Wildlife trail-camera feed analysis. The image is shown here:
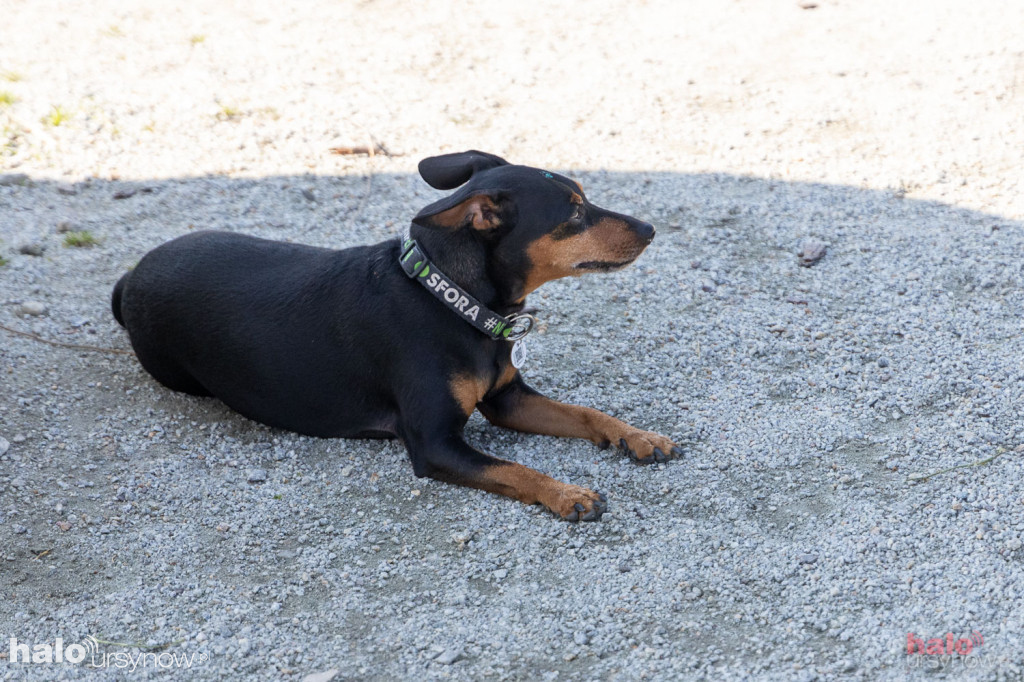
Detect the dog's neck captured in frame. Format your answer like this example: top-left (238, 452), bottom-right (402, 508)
top-left (409, 225), bottom-right (524, 315)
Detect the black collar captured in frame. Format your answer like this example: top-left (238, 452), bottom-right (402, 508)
top-left (398, 233), bottom-right (534, 341)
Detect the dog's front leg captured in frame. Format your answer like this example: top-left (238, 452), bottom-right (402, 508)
top-left (479, 376), bottom-right (682, 464)
top-left (401, 422), bottom-right (607, 521)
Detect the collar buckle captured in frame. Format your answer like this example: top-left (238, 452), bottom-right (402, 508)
top-left (503, 313), bottom-right (536, 341)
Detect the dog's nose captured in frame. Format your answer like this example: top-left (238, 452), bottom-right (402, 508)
top-left (633, 221), bottom-right (655, 243)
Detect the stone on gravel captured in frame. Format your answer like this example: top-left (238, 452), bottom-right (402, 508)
top-left (797, 238), bottom-right (828, 266)
top-left (18, 301), bottom-right (47, 316)
top-left (435, 647), bottom-right (462, 665)
top-left (246, 469), bottom-right (268, 483)
top-left (18, 243), bottom-right (45, 256)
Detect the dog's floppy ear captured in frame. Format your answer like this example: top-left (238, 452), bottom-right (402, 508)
top-left (412, 190), bottom-right (505, 231)
top-left (418, 150), bottom-right (509, 190)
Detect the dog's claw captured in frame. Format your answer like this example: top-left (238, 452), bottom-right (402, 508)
top-left (582, 493), bottom-right (608, 521)
top-left (671, 446), bottom-right (684, 457)
top-left (653, 447), bottom-right (666, 463)
top-left (619, 438), bottom-right (628, 451)
top-left (561, 493), bottom-right (607, 522)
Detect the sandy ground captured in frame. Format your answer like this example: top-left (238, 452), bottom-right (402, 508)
top-left (2, 1), bottom-right (1024, 680)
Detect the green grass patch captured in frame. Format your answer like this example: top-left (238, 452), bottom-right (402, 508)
top-left (217, 104), bottom-right (242, 120)
top-left (63, 231), bottom-right (99, 248)
top-left (43, 106), bottom-right (70, 126)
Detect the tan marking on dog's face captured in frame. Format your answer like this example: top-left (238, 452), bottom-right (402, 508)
top-left (523, 217), bottom-right (649, 294)
top-left (449, 373), bottom-right (490, 416)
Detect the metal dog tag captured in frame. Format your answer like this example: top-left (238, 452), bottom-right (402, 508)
top-left (511, 339), bottom-right (528, 368)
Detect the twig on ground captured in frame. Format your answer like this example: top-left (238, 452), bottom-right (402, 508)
top-left (328, 141), bottom-right (400, 157)
top-left (907, 448), bottom-right (1014, 483)
top-left (0, 322), bottom-right (131, 355)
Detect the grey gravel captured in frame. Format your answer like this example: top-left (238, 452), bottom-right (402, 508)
top-left (0, 173), bottom-right (29, 186)
top-left (301, 670), bottom-right (339, 682)
top-left (2, 2), bottom-right (1024, 681)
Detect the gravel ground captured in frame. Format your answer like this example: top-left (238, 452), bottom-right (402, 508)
top-left (2, 1), bottom-right (1024, 680)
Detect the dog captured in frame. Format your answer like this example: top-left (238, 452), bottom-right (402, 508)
top-left (111, 150), bottom-right (680, 521)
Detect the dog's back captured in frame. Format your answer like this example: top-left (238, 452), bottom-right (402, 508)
top-left (114, 230), bottom-right (411, 435)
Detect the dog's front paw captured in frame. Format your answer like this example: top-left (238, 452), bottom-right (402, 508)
top-left (608, 429), bottom-right (682, 465)
top-left (544, 485), bottom-right (608, 522)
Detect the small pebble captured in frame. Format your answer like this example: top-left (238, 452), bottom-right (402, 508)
top-left (246, 469), bottom-right (268, 483)
top-left (18, 243), bottom-right (45, 256)
top-left (18, 301), bottom-right (48, 316)
top-left (435, 647), bottom-right (462, 665)
top-left (797, 239), bottom-right (827, 267)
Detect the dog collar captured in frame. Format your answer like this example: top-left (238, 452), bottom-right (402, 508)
top-left (399, 233), bottom-right (535, 341)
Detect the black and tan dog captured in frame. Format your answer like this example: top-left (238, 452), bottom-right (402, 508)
top-left (111, 151), bottom-right (680, 521)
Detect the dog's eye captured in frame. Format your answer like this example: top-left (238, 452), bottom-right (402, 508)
top-left (571, 205), bottom-right (584, 222)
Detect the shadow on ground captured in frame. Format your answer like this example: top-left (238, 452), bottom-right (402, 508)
top-left (1, 170), bottom-right (1021, 680)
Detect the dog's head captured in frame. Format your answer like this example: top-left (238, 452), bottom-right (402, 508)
top-left (412, 150), bottom-right (655, 298)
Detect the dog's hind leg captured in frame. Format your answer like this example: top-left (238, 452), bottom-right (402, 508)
top-left (130, 348), bottom-right (212, 397)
